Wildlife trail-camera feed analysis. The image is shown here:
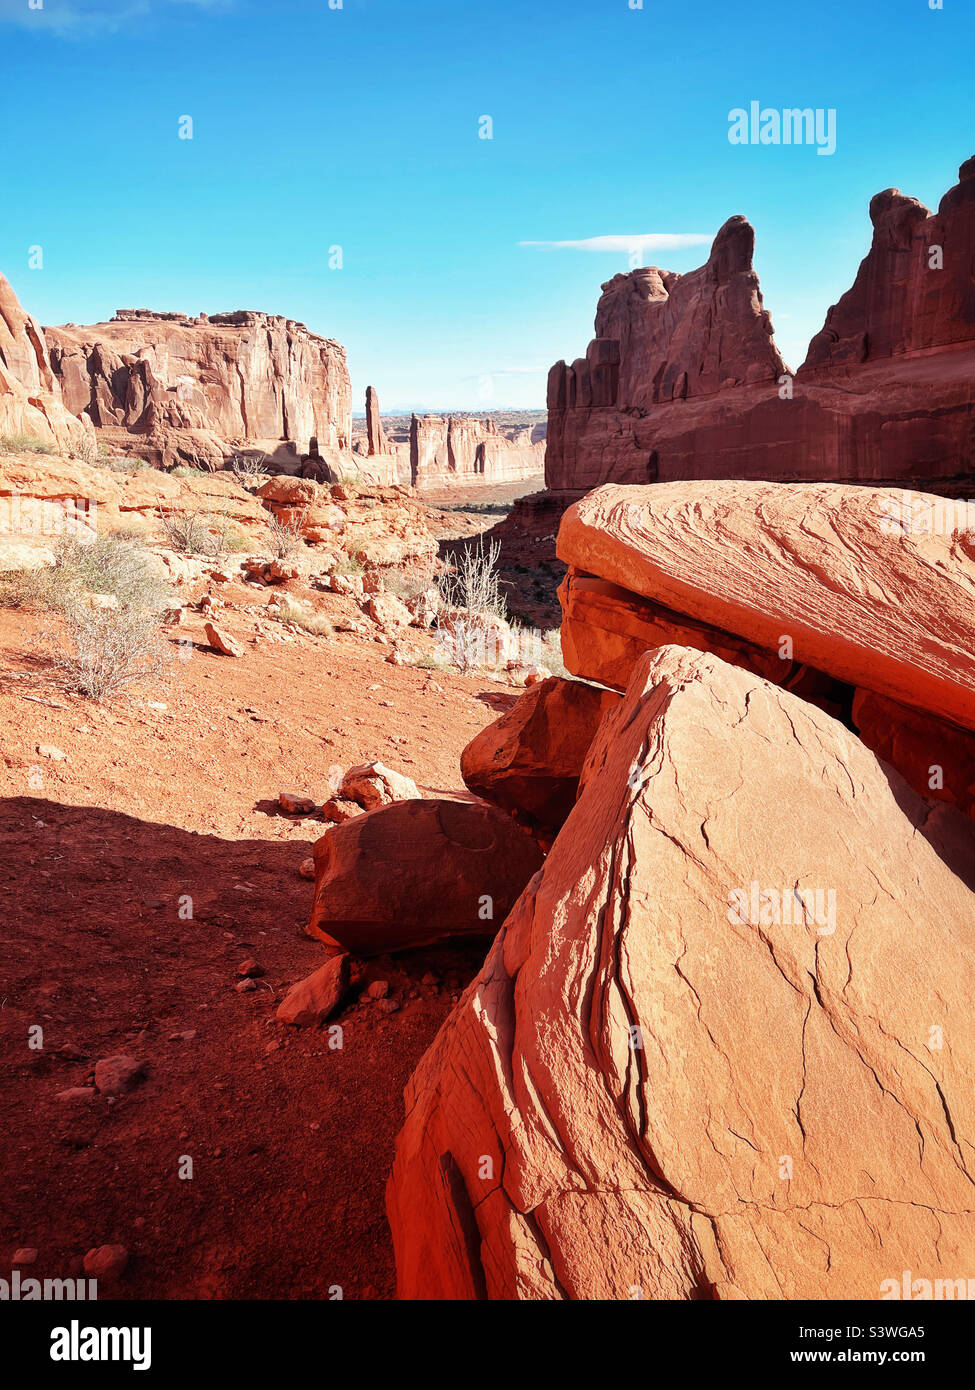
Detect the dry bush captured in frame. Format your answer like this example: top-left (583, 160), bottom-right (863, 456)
top-left (229, 452), bottom-right (267, 488)
top-left (540, 627), bottom-right (568, 678)
top-left (70, 432), bottom-right (98, 465)
top-left (0, 433), bottom-right (56, 456)
top-left (0, 535), bottom-right (170, 615)
top-left (437, 536), bottom-right (506, 619)
top-left (160, 509), bottom-right (247, 556)
top-left (37, 605), bottom-right (173, 702)
top-left (266, 508), bottom-right (306, 558)
top-left (274, 596), bottom-right (331, 636)
top-left (384, 557), bottom-right (438, 603)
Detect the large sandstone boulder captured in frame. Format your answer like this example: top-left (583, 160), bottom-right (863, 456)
top-left (460, 676), bottom-right (621, 838)
top-left (387, 646), bottom-right (975, 1300)
top-left (308, 799), bottom-right (544, 955)
top-left (558, 481), bottom-right (975, 731)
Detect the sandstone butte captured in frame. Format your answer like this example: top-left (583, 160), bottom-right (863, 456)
top-left (557, 480), bottom-right (975, 734)
top-left (543, 157), bottom-right (975, 497)
top-left (387, 646), bottom-right (975, 1300)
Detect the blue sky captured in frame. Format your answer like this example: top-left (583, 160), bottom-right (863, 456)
top-left (1, 0), bottom-right (972, 411)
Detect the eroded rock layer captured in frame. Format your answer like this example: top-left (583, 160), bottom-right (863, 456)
top-left (557, 481), bottom-right (975, 732)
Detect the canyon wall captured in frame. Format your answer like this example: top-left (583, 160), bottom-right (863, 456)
top-left (409, 413), bottom-right (544, 488)
top-left (45, 307), bottom-right (352, 471)
top-left (545, 158), bottom-right (975, 496)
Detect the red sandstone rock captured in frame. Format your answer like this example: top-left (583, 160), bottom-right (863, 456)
top-left (852, 689), bottom-right (975, 820)
top-left (0, 274), bottom-right (95, 456)
top-left (460, 676), bottom-right (621, 837)
top-left (45, 306), bottom-right (351, 469)
top-left (557, 481), bottom-right (975, 731)
top-left (365, 385), bottom-right (388, 457)
top-left (387, 646), bottom-right (975, 1299)
top-left (803, 159), bottom-right (975, 368)
top-left (558, 569), bottom-right (847, 718)
top-left (276, 954), bottom-right (350, 1027)
top-left (204, 622), bottom-right (244, 658)
top-left (410, 413), bottom-right (544, 489)
top-left (308, 798), bottom-right (544, 955)
top-left (544, 160), bottom-right (975, 497)
top-left (339, 761), bottom-right (419, 810)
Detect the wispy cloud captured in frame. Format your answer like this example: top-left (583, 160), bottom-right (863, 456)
top-left (519, 233), bottom-right (713, 254)
top-left (0, 0), bottom-right (231, 37)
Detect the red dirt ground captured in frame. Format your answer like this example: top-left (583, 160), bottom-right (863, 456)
top-left (0, 594), bottom-right (519, 1300)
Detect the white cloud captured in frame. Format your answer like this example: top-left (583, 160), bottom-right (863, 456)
top-left (0, 0), bottom-right (231, 37)
top-left (519, 233), bottom-right (713, 254)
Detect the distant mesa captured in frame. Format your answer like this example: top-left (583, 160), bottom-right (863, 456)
top-left (0, 278), bottom-right (544, 489)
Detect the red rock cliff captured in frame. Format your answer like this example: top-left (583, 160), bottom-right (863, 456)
top-left (45, 307), bottom-right (352, 469)
top-left (545, 159), bottom-right (975, 497)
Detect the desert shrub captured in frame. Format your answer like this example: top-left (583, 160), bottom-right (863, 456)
top-left (161, 509), bottom-right (242, 556)
top-left (273, 596), bottom-right (331, 636)
top-left (266, 508), bottom-right (306, 558)
top-left (0, 535), bottom-right (169, 615)
top-left (0, 433), bottom-right (56, 456)
top-left (229, 452), bottom-right (267, 488)
top-left (37, 605), bottom-right (172, 701)
top-left (540, 627), bottom-right (568, 678)
top-left (412, 648), bottom-right (451, 671)
top-left (384, 558), bottom-right (438, 602)
top-left (70, 432), bottom-right (98, 465)
top-left (332, 553), bottom-right (364, 576)
top-left (437, 536), bottom-right (506, 619)
top-left (95, 452), bottom-right (151, 473)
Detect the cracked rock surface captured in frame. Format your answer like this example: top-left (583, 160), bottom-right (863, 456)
top-left (387, 646), bottom-right (975, 1299)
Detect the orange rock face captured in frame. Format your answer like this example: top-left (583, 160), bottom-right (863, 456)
top-left (308, 798), bottom-right (544, 956)
top-left (387, 647), bottom-right (975, 1299)
top-left (0, 274), bottom-right (95, 457)
top-left (460, 676), bottom-right (621, 838)
top-left (557, 481), bottom-right (975, 731)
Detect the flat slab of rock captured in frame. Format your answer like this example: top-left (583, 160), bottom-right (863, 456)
top-left (460, 676), bottom-right (621, 838)
top-left (557, 481), bottom-right (975, 730)
top-left (309, 798), bottom-right (544, 955)
top-left (388, 645), bottom-right (975, 1299)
